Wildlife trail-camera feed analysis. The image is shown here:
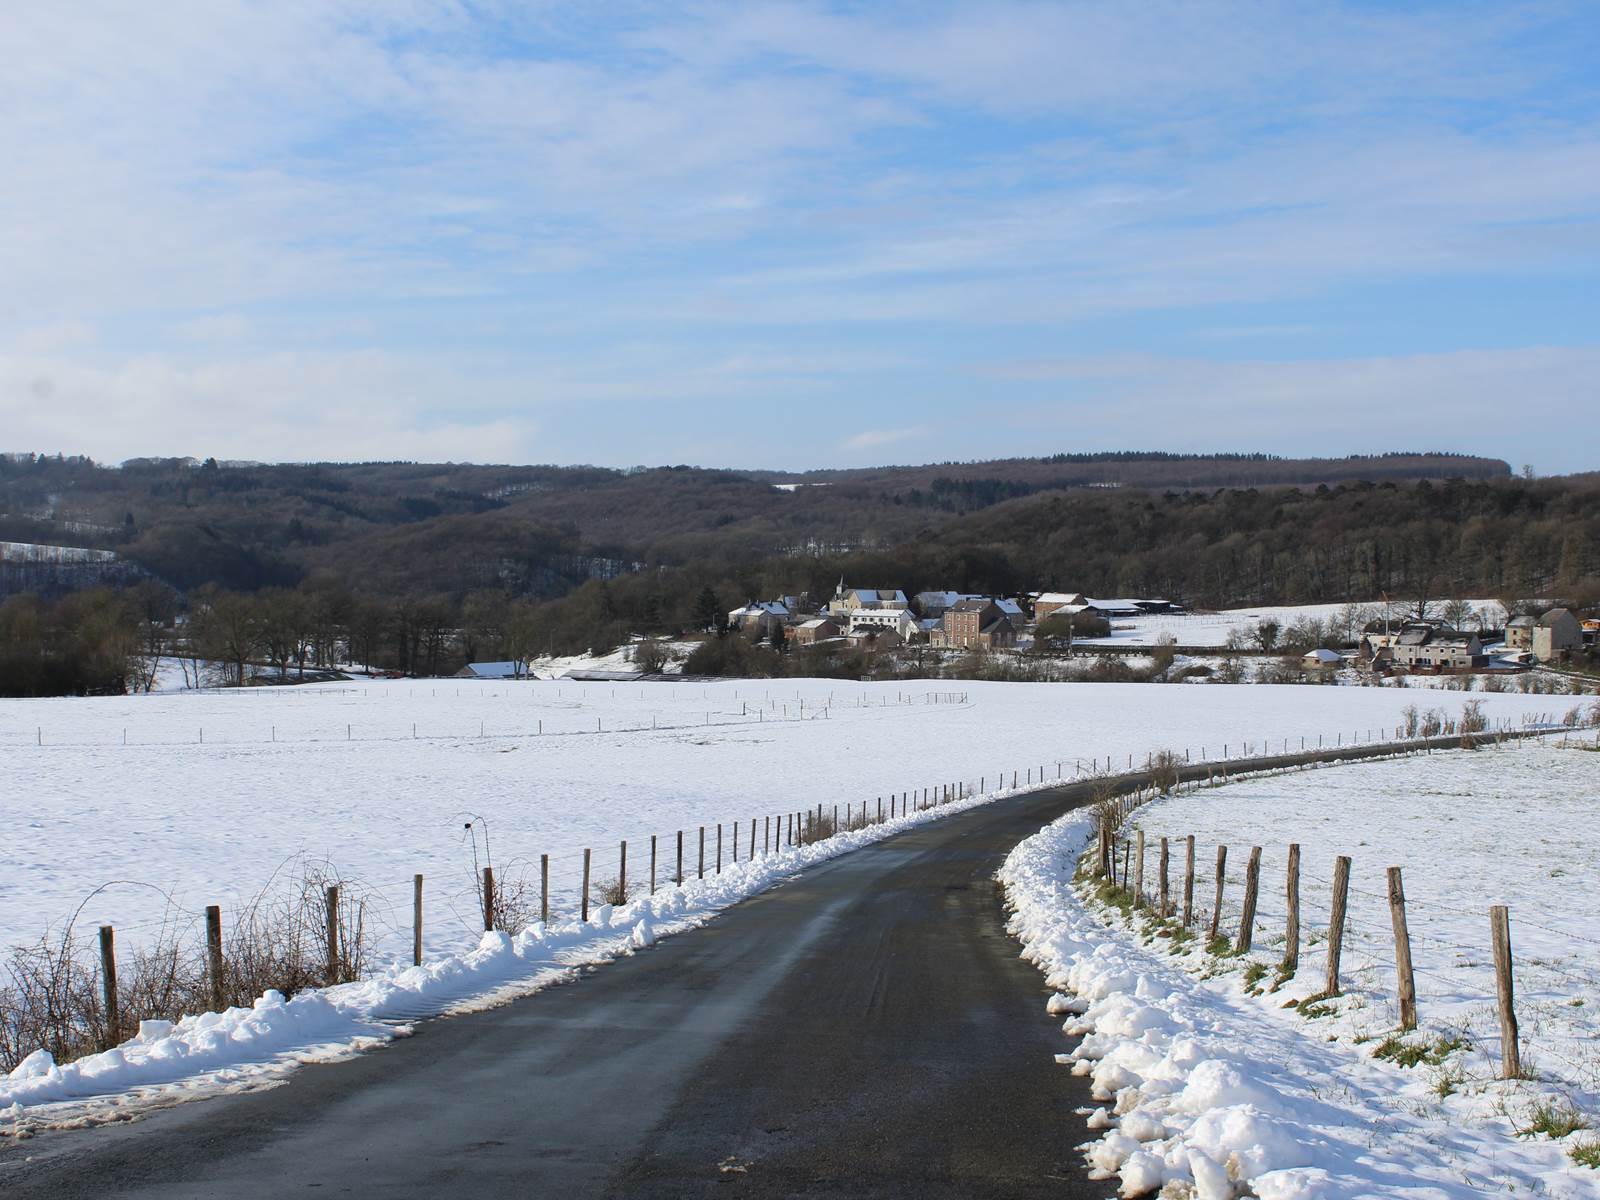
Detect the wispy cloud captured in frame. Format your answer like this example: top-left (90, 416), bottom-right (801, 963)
top-left (840, 427), bottom-right (930, 453)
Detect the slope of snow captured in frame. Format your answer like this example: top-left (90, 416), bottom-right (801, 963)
top-left (1000, 736), bottom-right (1600, 1198)
top-left (1077, 600), bottom-right (1509, 648)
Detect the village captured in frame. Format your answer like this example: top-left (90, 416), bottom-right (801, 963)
top-left (699, 582), bottom-right (1600, 680)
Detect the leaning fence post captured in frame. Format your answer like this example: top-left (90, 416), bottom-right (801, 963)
top-left (1236, 846), bottom-right (1262, 953)
top-left (1326, 855), bottom-right (1352, 996)
top-left (206, 904), bottom-right (226, 1010)
top-left (1387, 866), bottom-right (1418, 1030)
top-left (99, 925), bottom-right (119, 1049)
top-left (1209, 846), bottom-right (1227, 940)
top-left (412, 875), bottom-right (424, 965)
top-left (1183, 835), bottom-right (1195, 926)
top-left (1490, 905), bottom-right (1521, 1079)
top-left (325, 885), bottom-right (340, 985)
top-left (483, 866), bottom-right (496, 932)
top-left (1282, 845), bottom-right (1300, 973)
top-left (1159, 837), bottom-right (1170, 918)
top-left (581, 849), bottom-right (592, 921)
top-left (1134, 829), bottom-right (1146, 907)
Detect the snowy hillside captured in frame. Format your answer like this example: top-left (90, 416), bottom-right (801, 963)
top-left (1077, 599), bottom-right (1510, 648)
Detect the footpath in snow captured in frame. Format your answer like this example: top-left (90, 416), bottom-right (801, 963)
top-left (1000, 732), bottom-right (1600, 1199)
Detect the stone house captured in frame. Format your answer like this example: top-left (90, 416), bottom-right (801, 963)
top-left (788, 617), bottom-right (840, 646)
top-left (1532, 608), bottom-right (1582, 662)
top-left (941, 600), bottom-right (1016, 650)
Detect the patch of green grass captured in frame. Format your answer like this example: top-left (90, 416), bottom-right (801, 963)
top-left (1297, 1001), bottom-right (1336, 1021)
top-left (1206, 934), bottom-right (1241, 958)
top-left (1519, 1101), bottom-right (1591, 1141)
top-left (1167, 925), bottom-right (1195, 951)
top-left (1431, 1064), bottom-right (1467, 1099)
top-left (1374, 1034), bottom-right (1464, 1069)
top-left (1571, 1138), bottom-right (1600, 1168)
top-left (1242, 962), bottom-right (1269, 992)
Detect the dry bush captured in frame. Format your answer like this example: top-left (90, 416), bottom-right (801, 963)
top-left (0, 860), bottom-right (371, 1074)
top-left (798, 812), bottom-right (838, 846)
top-left (595, 877), bottom-right (630, 907)
top-left (1150, 750), bottom-right (1183, 795)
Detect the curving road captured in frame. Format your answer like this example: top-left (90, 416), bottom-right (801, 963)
top-left (2, 780), bottom-right (1109, 1199)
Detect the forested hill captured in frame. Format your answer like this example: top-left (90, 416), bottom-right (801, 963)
top-left (0, 450), bottom-right (1508, 598)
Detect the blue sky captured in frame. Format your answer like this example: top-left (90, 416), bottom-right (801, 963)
top-left (2, 1), bottom-right (1597, 472)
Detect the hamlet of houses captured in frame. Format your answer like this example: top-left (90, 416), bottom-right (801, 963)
top-left (722, 583), bottom-right (1594, 675)
top-left (724, 583), bottom-right (1185, 654)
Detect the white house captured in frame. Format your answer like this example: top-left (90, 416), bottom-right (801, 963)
top-left (846, 607), bottom-right (920, 640)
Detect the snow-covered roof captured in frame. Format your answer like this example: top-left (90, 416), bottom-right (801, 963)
top-left (729, 600), bottom-right (790, 619)
top-left (1302, 648), bottom-right (1343, 664)
top-left (463, 661), bottom-right (521, 678)
top-left (797, 617), bottom-right (837, 630)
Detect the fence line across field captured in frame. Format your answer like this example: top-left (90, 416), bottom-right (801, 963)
top-left (1099, 735), bottom-right (1599, 1085)
top-left (28, 719), bottom-right (1576, 1073)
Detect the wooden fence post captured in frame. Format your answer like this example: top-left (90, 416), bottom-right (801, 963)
top-left (1120, 839), bottom-right (1130, 891)
top-left (717, 823), bottom-right (723, 874)
top-left (1490, 905), bottom-right (1521, 1079)
top-left (206, 904), bottom-right (225, 1010)
top-left (409, 875), bottom-right (423, 965)
top-left (650, 836), bottom-right (658, 895)
top-left (619, 839), bottom-right (628, 900)
top-left (1159, 837), bottom-right (1170, 918)
top-left (1134, 830), bottom-right (1145, 907)
top-left (98, 925), bottom-right (119, 1049)
top-left (1209, 846), bottom-right (1227, 940)
top-left (677, 831), bottom-right (684, 885)
top-left (541, 854), bottom-right (549, 923)
top-left (1326, 855), bottom-right (1351, 996)
top-left (1236, 847), bottom-right (1262, 953)
top-left (325, 885), bottom-right (340, 985)
top-left (1283, 845), bottom-right (1300, 973)
top-left (581, 848), bottom-right (592, 921)
top-left (1387, 866), bottom-right (1417, 1030)
top-left (1183, 836), bottom-right (1195, 926)
top-left (482, 866), bottom-right (496, 932)
top-left (699, 827), bottom-right (706, 878)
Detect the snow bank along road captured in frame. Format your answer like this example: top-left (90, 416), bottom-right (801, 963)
top-left (2, 774), bottom-right (1126, 1199)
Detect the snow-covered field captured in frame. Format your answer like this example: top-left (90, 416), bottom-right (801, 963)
top-left (1079, 600), bottom-right (1508, 648)
top-left (0, 679), bottom-right (1563, 968)
top-left (1003, 734), bottom-right (1600, 1198)
top-left (0, 679), bottom-right (1572, 1132)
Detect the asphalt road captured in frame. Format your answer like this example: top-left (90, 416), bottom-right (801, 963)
top-left (2, 780), bottom-right (1110, 1200)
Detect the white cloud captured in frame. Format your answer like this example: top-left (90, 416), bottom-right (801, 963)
top-left (840, 426), bottom-right (930, 453)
